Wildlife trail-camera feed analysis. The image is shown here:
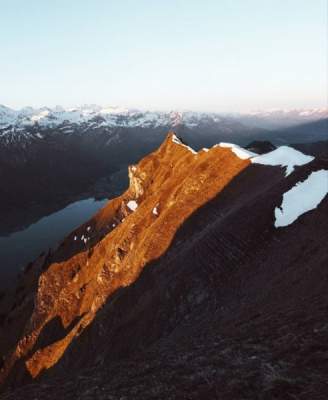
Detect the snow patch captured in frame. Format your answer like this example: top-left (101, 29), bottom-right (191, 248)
top-left (218, 143), bottom-right (257, 160)
top-left (153, 206), bottom-right (159, 216)
top-left (251, 146), bottom-right (314, 176)
top-left (127, 200), bottom-right (138, 211)
top-left (274, 170), bottom-right (328, 227)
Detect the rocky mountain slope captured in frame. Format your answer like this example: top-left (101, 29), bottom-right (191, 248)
top-left (0, 132), bottom-right (328, 399)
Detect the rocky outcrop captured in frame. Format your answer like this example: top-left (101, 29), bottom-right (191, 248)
top-left (0, 132), bottom-right (327, 399)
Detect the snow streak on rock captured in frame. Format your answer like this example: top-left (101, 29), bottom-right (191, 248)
top-left (217, 143), bottom-right (257, 160)
top-left (171, 134), bottom-right (197, 154)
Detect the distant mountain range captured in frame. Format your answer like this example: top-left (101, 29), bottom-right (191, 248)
top-left (0, 104), bottom-right (327, 138)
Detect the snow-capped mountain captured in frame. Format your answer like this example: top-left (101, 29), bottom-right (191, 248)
top-left (0, 105), bottom-right (214, 131)
top-left (0, 104), bottom-right (326, 132)
top-left (237, 108), bottom-right (328, 129)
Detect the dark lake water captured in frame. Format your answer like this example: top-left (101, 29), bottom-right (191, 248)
top-left (0, 198), bottom-right (107, 290)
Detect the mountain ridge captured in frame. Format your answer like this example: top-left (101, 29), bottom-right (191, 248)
top-left (0, 133), bottom-right (251, 385)
top-left (0, 133), bottom-right (327, 399)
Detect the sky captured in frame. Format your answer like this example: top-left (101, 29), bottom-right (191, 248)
top-left (0, 0), bottom-right (326, 112)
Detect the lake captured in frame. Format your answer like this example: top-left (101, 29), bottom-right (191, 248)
top-left (0, 197), bottom-right (108, 290)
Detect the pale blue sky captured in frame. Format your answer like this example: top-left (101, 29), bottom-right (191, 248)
top-left (0, 0), bottom-right (326, 111)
